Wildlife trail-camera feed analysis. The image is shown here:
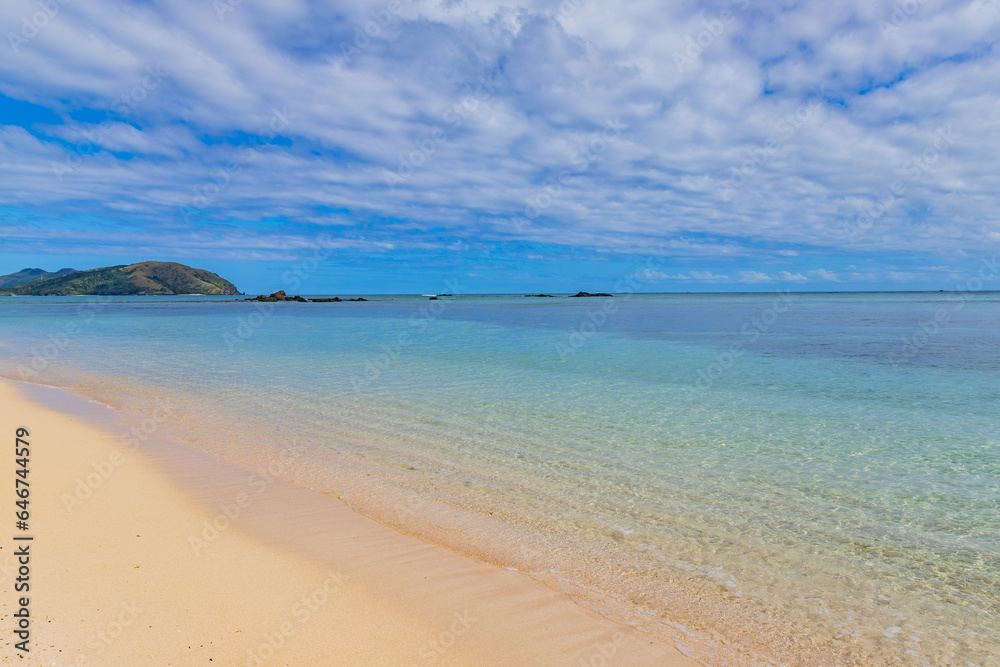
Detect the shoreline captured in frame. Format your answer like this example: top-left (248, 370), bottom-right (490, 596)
top-left (0, 377), bottom-right (698, 665)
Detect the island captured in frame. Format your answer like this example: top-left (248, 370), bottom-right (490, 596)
top-left (0, 262), bottom-right (240, 296)
top-left (0, 267), bottom-right (77, 289)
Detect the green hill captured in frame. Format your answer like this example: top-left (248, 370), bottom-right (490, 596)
top-left (1, 262), bottom-right (240, 296)
top-left (0, 267), bottom-right (77, 289)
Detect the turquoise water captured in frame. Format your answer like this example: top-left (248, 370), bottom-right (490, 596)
top-left (1, 292), bottom-right (998, 665)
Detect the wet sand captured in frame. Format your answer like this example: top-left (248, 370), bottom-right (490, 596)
top-left (0, 378), bottom-right (697, 666)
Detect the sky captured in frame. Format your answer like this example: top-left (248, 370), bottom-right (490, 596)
top-left (1, 0), bottom-right (998, 294)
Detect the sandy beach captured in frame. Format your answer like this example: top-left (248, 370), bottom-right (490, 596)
top-left (0, 378), bottom-right (697, 666)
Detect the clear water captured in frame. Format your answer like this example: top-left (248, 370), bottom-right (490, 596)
top-left (1, 292), bottom-right (997, 665)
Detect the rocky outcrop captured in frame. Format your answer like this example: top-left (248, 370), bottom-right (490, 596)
top-left (245, 290), bottom-right (306, 302)
top-left (245, 291), bottom-right (368, 303)
top-left (524, 294), bottom-right (554, 297)
top-left (569, 291), bottom-right (613, 297)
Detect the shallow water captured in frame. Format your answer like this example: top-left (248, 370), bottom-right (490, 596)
top-left (1, 292), bottom-right (997, 665)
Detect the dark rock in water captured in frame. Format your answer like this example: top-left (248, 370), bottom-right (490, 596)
top-left (246, 290), bottom-right (286, 302)
top-left (248, 291), bottom-right (368, 303)
top-left (246, 290), bottom-right (306, 302)
top-left (569, 291), bottom-right (612, 297)
top-left (524, 294), bottom-right (554, 297)
top-left (429, 296), bottom-right (438, 300)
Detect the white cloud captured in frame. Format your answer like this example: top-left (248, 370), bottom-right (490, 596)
top-left (738, 270), bottom-right (773, 283)
top-left (0, 0), bottom-right (997, 265)
top-left (689, 270), bottom-right (730, 281)
top-left (810, 269), bottom-right (840, 282)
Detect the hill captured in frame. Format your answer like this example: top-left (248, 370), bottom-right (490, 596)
top-left (1, 262), bottom-right (240, 296)
top-left (0, 267), bottom-right (76, 289)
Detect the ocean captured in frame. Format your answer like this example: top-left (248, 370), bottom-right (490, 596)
top-left (1, 291), bottom-right (997, 666)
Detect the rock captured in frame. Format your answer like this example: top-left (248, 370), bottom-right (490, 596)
top-left (246, 291), bottom-right (367, 303)
top-left (524, 294), bottom-right (554, 297)
top-left (569, 291), bottom-right (612, 297)
top-left (429, 296), bottom-right (438, 300)
top-left (245, 290), bottom-right (302, 302)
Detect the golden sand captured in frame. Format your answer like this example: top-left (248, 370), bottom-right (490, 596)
top-left (0, 379), bottom-right (696, 666)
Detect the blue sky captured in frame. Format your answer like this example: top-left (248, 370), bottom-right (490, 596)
top-left (1, 0), bottom-right (998, 293)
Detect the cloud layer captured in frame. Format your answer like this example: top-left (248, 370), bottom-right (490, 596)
top-left (1, 0), bottom-right (998, 289)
